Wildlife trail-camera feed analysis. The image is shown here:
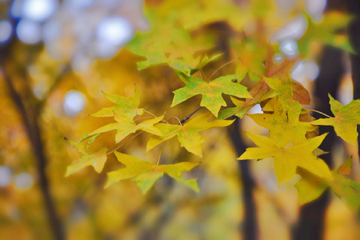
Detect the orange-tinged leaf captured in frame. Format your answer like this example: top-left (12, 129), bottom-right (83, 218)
top-left (312, 95), bottom-right (360, 145)
top-left (82, 114), bottom-right (163, 143)
top-left (238, 133), bottom-right (332, 185)
top-left (292, 80), bottom-right (311, 105)
top-left (147, 112), bottom-right (234, 157)
top-left (240, 46), bottom-right (309, 114)
top-left (66, 140), bottom-right (108, 176)
top-left (90, 86), bottom-right (144, 119)
top-left (242, 78), bottom-right (273, 110)
top-left (337, 156), bottom-right (352, 176)
top-left (265, 45), bottom-right (298, 81)
top-left (106, 152), bottom-right (200, 194)
top-left (171, 71), bottom-right (252, 116)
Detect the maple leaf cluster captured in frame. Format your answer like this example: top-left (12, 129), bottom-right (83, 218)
top-left (66, 0), bottom-right (360, 211)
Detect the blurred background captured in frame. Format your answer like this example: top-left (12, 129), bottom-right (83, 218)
top-left (0, 0), bottom-right (359, 239)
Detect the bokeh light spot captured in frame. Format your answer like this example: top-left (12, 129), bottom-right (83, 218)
top-left (0, 166), bottom-right (12, 187)
top-left (16, 19), bottom-right (42, 44)
top-left (0, 20), bottom-right (12, 43)
top-left (15, 172), bottom-right (33, 190)
top-left (96, 16), bottom-right (134, 47)
top-left (63, 90), bottom-right (86, 116)
top-left (22, 0), bottom-right (58, 22)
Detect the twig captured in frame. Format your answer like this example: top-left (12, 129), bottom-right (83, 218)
top-left (180, 106), bottom-right (202, 124)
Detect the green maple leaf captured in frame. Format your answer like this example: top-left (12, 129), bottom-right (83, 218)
top-left (90, 86), bottom-right (144, 119)
top-left (238, 133), bottom-right (332, 185)
top-left (312, 95), bottom-right (360, 145)
top-left (106, 152), bottom-right (200, 194)
top-left (232, 39), bottom-right (267, 82)
top-left (249, 99), bottom-right (317, 147)
top-left (299, 12), bottom-right (355, 55)
top-left (66, 139), bottom-right (108, 176)
top-left (126, 9), bottom-right (218, 75)
top-left (171, 71), bottom-right (252, 117)
top-left (147, 112), bottom-right (234, 157)
top-left (82, 114), bottom-right (164, 143)
top-left (296, 157), bottom-right (360, 212)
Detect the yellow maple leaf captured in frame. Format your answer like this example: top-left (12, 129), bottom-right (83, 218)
top-left (238, 133), bottom-right (332, 185)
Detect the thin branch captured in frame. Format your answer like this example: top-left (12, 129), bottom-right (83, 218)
top-left (180, 106), bottom-right (203, 124)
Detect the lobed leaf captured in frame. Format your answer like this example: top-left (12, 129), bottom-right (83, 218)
top-left (83, 114), bottom-right (164, 143)
top-left (147, 112), bottom-right (234, 157)
top-left (171, 71), bottom-right (252, 116)
top-left (106, 152), bottom-right (200, 194)
top-left (312, 94), bottom-right (360, 145)
top-left (66, 140), bottom-right (108, 176)
top-left (90, 86), bottom-right (144, 119)
top-left (298, 12), bottom-right (355, 55)
top-left (238, 133), bottom-right (332, 185)
top-left (296, 157), bottom-right (360, 212)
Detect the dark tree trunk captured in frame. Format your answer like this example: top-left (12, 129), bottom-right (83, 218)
top-left (293, 46), bottom-right (344, 240)
top-left (229, 118), bottom-right (258, 240)
top-left (346, 0), bottom-right (360, 156)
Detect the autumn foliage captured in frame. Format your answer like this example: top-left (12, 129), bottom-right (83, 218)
top-left (66, 1), bottom-right (360, 212)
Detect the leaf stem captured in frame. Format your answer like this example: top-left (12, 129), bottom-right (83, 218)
top-left (157, 142), bottom-right (166, 166)
top-left (208, 58), bottom-right (237, 81)
top-left (308, 109), bottom-right (332, 118)
top-left (144, 110), bottom-right (158, 118)
top-left (166, 117), bottom-right (182, 125)
top-left (106, 131), bottom-right (145, 155)
top-left (180, 106), bottom-right (203, 124)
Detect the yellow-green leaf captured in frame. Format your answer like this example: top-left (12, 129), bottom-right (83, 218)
top-left (312, 95), bottom-right (360, 145)
top-left (82, 114), bottom-right (163, 143)
top-left (299, 12), bottom-right (355, 55)
top-left (66, 139), bottom-right (108, 176)
top-left (171, 71), bottom-right (252, 116)
top-left (106, 152), bottom-right (200, 194)
top-left (296, 157), bottom-right (360, 211)
top-left (147, 112), bottom-right (234, 157)
top-left (90, 86), bottom-right (144, 119)
top-left (217, 97), bottom-right (252, 120)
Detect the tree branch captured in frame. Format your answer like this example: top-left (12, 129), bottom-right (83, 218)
top-left (180, 106), bottom-right (203, 124)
